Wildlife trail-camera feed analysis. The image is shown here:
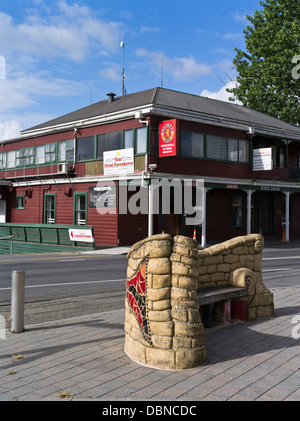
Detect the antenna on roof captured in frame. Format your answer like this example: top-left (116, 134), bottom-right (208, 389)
top-left (120, 34), bottom-right (125, 96)
top-left (161, 57), bottom-right (164, 88)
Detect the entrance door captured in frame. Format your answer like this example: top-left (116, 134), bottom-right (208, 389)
top-left (0, 200), bottom-right (6, 223)
top-left (255, 192), bottom-right (275, 237)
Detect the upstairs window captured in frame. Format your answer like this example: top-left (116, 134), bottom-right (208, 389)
top-left (76, 136), bottom-right (95, 161)
top-left (206, 135), bottom-right (227, 161)
top-left (7, 151), bottom-right (15, 169)
top-left (58, 139), bottom-right (75, 162)
top-left (136, 127), bottom-right (147, 154)
top-left (180, 130), bottom-right (204, 158)
top-left (107, 131), bottom-right (122, 151)
top-left (0, 153), bottom-right (6, 170)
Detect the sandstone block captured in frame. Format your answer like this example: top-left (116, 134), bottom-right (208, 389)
top-left (172, 244), bottom-right (190, 256)
top-left (217, 263), bottom-right (231, 273)
top-left (173, 235), bottom-right (198, 248)
top-left (147, 287), bottom-right (171, 301)
top-left (151, 299), bottom-right (171, 311)
top-left (178, 276), bottom-right (198, 290)
top-left (198, 266), bottom-right (208, 275)
top-left (151, 335), bottom-right (173, 350)
top-left (171, 307), bottom-right (188, 322)
top-left (124, 334), bottom-right (146, 365)
top-left (150, 321), bottom-right (174, 337)
top-left (175, 348), bottom-right (206, 370)
top-left (152, 274), bottom-right (172, 289)
top-left (256, 305), bottom-right (274, 319)
top-left (224, 254), bottom-right (239, 264)
top-left (148, 309), bottom-right (172, 322)
top-left (147, 258), bottom-right (171, 274)
top-left (171, 262), bottom-right (189, 276)
top-left (145, 347), bottom-right (175, 370)
top-left (203, 255), bottom-right (224, 265)
top-left (174, 320), bottom-right (203, 336)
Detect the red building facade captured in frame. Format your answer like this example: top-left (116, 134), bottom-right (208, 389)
top-left (0, 87), bottom-right (300, 247)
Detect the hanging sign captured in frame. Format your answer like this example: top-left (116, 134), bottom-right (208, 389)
top-left (69, 229), bottom-right (94, 243)
top-left (159, 119), bottom-right (179, 157)
top-left (103, 148), bottom-right (134, 175)
top-left (253, 148), bottom-right (273, 171)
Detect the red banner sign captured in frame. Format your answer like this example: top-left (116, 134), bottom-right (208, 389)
top-left (159, 119), bottom-right (178, 157)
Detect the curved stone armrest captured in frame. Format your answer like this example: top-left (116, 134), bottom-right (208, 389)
top-left (229, 267), bottom-right (274, 320)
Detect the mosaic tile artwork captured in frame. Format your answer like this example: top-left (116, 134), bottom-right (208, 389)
top-left (126, 255), bottom-right (153, 346)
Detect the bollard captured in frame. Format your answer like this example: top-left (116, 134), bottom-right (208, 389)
top-left (11, 271), bottom-right (25, 333)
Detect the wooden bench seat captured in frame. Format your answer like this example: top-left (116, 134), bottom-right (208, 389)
top-left (197, 286), bottom-right (248, 306)
top-left (197, 286), bottom-right (248, 328)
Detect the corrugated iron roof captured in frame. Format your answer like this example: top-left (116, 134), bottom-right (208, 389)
top-left (22, 87), bottom-right (300, 138)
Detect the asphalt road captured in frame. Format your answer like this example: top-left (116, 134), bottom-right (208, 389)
top-left (0, 246), bottom-right (299, 325)
top-left (0, 252), bottom-right (128, 304)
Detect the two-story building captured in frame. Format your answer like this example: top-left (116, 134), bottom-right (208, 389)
top-left (0, 87), bottom-right (300, 249)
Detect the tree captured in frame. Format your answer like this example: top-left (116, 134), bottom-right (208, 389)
top-left (227, 0), bottom-right (300, 125)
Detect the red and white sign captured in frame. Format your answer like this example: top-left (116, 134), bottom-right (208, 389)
top-left (253, 148), bottom-right (273, 171)
top-left (159, 119), bottom-right (179, 157)
top-left (103, 148), bottom-right (134, 175)
top-left (69, 229), bottom-right (94, 243)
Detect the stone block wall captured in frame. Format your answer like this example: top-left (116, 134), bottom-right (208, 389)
top-left (124, 233), bottom-right (274, 370)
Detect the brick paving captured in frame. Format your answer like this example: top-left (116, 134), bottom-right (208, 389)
top-left (0, 287), bottom-right (299, 401)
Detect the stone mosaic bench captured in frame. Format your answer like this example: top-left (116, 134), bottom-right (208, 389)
top-left (124, 233), bottom-right (274, 371)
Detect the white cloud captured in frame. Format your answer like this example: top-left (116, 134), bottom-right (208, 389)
top-left (200, 81), bottom-right (241, 104)
top-left (0, 74), bottom-right (83, 112)
top-left (0, 4), bottom-right (123, 62)
top-left (99, 63), bottom-right (121, 82)
top-left (234, 12), bottom-right (248, 23)
top-left (140, 26), bottom-right (160, 34)
top-left (0, 119), bottom-right (21, 141)
top-left (221, 32), bottom-right (243, 41)
top-left (136, 49), bottom-right (213, 81)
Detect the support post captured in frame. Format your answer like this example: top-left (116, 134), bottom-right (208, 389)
top-left (246, 190), bottom-right (254, 235)
top-left (148, 182), bottom-right (154, 237)
top-left (11, 271), bottom-right (25, 333)
top-left (285, 192), bottom-right (290, 243)
top-left (201, 188), bottom-right (210, 248)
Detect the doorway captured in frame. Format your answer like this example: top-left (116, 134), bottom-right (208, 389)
top-left (255, 191), bottom-right (275, 237)
top-left (0, 200), bottom-right (6, 223)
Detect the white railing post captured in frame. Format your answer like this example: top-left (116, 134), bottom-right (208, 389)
top-left (11, 270), bottom-right (25, 333)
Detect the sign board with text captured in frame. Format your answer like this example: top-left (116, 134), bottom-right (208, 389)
top-left (253, 148), bottom-right (273, 171)
top-left (159, 119), bottom-right (179, 157)
top-left (103, 148), bottom-right (134, 175)
top-left (69, 229), bottom-right (94, 243)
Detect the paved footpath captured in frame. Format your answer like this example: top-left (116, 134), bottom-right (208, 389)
top-left (0, 287), bottom-right (299, 402)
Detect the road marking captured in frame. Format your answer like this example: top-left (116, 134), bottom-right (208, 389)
top-left (0, 254), bottom-right (112, 262)
top-left (58, 259), bottom-right (86, 262)
top-left (0, 278), bottom-right (127, 291)
top-left (263, 256), bottom-right (300, 260)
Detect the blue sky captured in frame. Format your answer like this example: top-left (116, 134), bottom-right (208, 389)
top-left (0, 0), bottom-right (262, 140)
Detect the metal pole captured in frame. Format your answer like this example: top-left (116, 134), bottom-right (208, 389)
top-left (148, 182), bottom-right (154, 237)
top-left (11, 271), bottom-right (25, 333)
top-left (285, 192), bottom-right (290, 243)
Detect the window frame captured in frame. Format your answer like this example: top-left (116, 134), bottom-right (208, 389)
top-left (73, 192), bottom-right (87, 226)
top-left (16, 195), bottom-right (25, 210)
top-left (44, 193), bottom-right (56, 224)
top-left (76, 136), bottom-right (96, 162)
top-left (179, 130), bottom-right (250, 164)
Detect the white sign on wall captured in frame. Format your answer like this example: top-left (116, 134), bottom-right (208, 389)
top-left (69, 229), bottom-right (94, 243)
top-left (253, 148), bottom-right (273, 171)
top-left (103, 148), bottom-right (134, 175)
